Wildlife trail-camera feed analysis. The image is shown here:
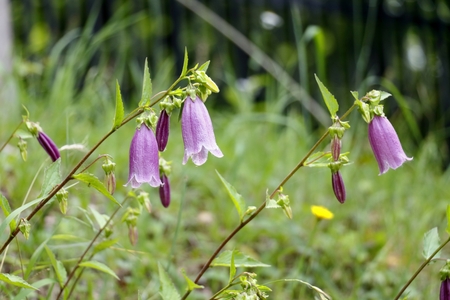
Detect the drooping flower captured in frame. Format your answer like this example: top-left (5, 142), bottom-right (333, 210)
top-left (181, 96), bottom-right (223, 165)
top-left (155, 109), bottom-right (170, 152)
top-left (125, 124), bottom-right (162, 188)
top-left (332, 171), bottom-right (346, 203)
top-left (159, 174), bottom-right (171, 208)
top-left (368, 115), bottom-right (412, 175)
top-left (441, 278), bottom-right (450, 300)
top-left (37, 131), bottom-right (60, 162)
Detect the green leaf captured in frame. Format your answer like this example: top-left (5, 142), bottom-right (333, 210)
top-left (446, 205), bottom-right (450, 235)
top-left (350, 91), bottom-right (359, 101)
top-left (0, 193), bottom-right (16, 232)
top-left (0, 273), bottom-right (38, 290)
top-left (13, 278), bottom-right (56, 300)
top-left (139, 58), bottom-right (152, 107)
top-left (197, 60), bottom-right (210, 72)
top-left (113, 80), bottom-right (124, 129)
top-left (216, 171), bottom-right (247, 222)
top-left (90, 206), bottom-right (108, 228)
top-left (0, 197), bottom-right (43, 242)
top-left (181, 269), bottom-right (203, 292)
top-left (25, 237), bottom-right (50, 280)
top-left (73, 173), bottom-right (120, 206)
top-left (181, 47), bottom-right (188, 77)
top-left (314, 74), bottom-right (339, 118)
top-left (39, 158), bottom-right (61, 198)
top-left (229, 249), bottom-right (236, 283)
top-left (93, 238), bottom-right (119, 255)
top-left (422, 227), bottom-right (441, 259)
top-left (211, 250), bottom-right (270, 268)
top-left (44, 245), bottom-right (67, 287)
top-left (79, 261), bottom-right (119, 280)
top-left (158, 262), bottom-right (180, 300)
top-left (51, 234), bottom-right (88, 242)
top-left (379, 91), bottom-right (392, 101)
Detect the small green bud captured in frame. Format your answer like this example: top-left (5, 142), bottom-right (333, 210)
top-left (159, 157), bottom-right (172, 175)
top-left (102, 158), bottom-right (116, 175)
top-left (17, 138), bottom-right (27, 161)
top-left (56, 188), bottom-right (69, 215)
top-left (440, 260), bottom-right (450, 281)
top-left (19, 219), bottom-right (31, 239)
top-left (137, 191), bottom-right (151, 213)
top-left (244, 206), bottom-right (257, 216)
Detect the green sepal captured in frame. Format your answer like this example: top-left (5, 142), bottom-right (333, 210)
top-left (181, 47), bottom-right (188, 77)
top-left (355, 100), bottom-right (371, 123)
top-left (197, 60), bottom-right (210, 72)
top-left (19, 219), bottom-right (31, 239)
top-left (314, 74), bottom-right (339, 118)
top-left (350, 91), bottom-right (359, 101)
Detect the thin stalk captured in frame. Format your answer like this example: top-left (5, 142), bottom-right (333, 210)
top-left (0, 121), bottom-right (23, 153)
top-left (394, 236), bottom-right (450, 300)
top-left (16, 239), bottom-right (25, 278)
top-left (180, 104), bottom-right (356, 300)
top-left (56, 197), bottom-right (129, 299)
top-left (0, 77), bottom-right (183, 255)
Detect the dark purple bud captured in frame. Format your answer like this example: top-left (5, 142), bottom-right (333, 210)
top-left (441, 278), bottom-right (450, 300)
top-left (332, 171), bottom-right (346, 203)
top-left (331, 135), bottom-right (341, 161)
top-left (368, 115), bottom-right (412, 175)
top-left (37, 131), bottom-right (60, 162)
top-left (155, 110), bottom-right (170, 152)
top-left (159, 174), bottom-right (171, 208)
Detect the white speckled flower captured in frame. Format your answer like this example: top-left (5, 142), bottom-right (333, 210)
top-left (368, 115), bottom-right (412, 175)
top-left (125, 125), bottom-right (162, 188)
top-left (181, 96), bottom-right (223, 165)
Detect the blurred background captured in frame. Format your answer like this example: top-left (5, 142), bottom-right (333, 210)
top-left (1, 0), bottom-right (450, 299)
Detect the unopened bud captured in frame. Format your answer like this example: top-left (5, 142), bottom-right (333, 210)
top-left (159, 174), bottom-right (171, 208)
top-left (155, 110), bottom-right (170, 152)
top-left (19, 219), bottom-right (31, 239)
top-left (37, 131), bottom-right (60, 162)
top-left (56, 188), bottom-right (69, 215)
top-left (17, 138), bottom-right (27, 161)
top-left (137, 192), bottom-right (151, 213)
top-left (129, 226), bottom-right (138, 246)
top-left (332, 171), bottom-right (346, 203)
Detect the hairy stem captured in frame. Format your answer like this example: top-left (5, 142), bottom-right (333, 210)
top-left (394, 236), bottom-right (450, 300)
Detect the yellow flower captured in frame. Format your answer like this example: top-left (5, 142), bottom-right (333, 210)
top-left (310, 205), bottom-right (334, 220)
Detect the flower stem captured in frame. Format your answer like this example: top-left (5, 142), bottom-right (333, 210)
top-left (0, 121), bottom-right (23, 154)
top-left (394, 236), bottom-right (450, 300)
top-left (180, 104), bottom-right (356, 299)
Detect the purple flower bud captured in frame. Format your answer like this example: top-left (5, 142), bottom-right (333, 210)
top-left (368, 116), bottom-right (412, 175)
top-left (37, 131), bottom-right (60, 162)
top-left (181, 96), bottom-right (223, 165)
top-left (332, 171), bottom-right (346, 203)
top-left (125, 125), bottom-right (162, 188)
top-left (441, 278), bottom-right (450, 300)
top-left (155, 110), bottom-right (170, 152)
top-left (159, 174), bottom-right (171, 208)
top-left (331, 135), bottom-right (341, 161)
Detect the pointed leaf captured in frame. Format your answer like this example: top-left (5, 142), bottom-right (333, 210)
top-left (13, 278), bottom-right (56, 300)
top-left (211, 250), bottom-right (270, 268)
top-left (73, 173), bottom-right (120, 206)
top-left (51, 234), bottom-right (87, 242)
top-left (39, 159), bottom-right (61, 198)
top-left (25, 237), bottom-right (51, 280)
top-left (0, 197), bottom-right (43, 240)
top-left (315, 74), bottom-right (338, 118)
top-left (181, 47), bottom-right (188, 77)
top-left (93, 238), bottom-right (119, 255)
top-left (216, 171), bottom-right (247, 222)
top-left (79, 261), bottom-right (119, 280)
top-left (181, 269), bottom-right (203, 292)
top-left (0, 273), bottom-right (38, 290)
top-left (350, 91), bottom-right (359, 101)
top-left (422, 227), bottom-right (441, 259)
top-left (0, 193), bottom-right (16, 232)
top-left (197, 60), bottom-right (210, 72)
top-left (90, 206), bottom-right (108, 228)
top-left (379, 91), bottom-right (392, 101)
top-left (158, 262), bottom-right (180, 300)
top-left (44, 245), bottom-right (67, 287)
top-left (113, 80), bottom-right (124, 129)
top-left (139, 58), bottom-right (152, 107)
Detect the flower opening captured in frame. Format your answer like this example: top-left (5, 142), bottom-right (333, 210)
top-left (125, 125), bottom-right (162, 188)
top-left (181, 96), bottom-right (223, 165)
top-left (368, 115), bottom-right (412, 175)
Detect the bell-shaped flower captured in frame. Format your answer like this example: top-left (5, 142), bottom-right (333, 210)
top-left (125, 124), bottom-right (162, 188)
top-left (159, 174), bottom-right (171, 208)
top-left (155, 110), bottom-right (170, 152)
top-left (37, 131), bottom-right (60, 162)
top-left (332, 171), bottom-right (346, 203)
top-left (181, 96), bottom-right (223, 165)
top-left (441, 278), bottom-right (450, 300)
top-left (368, 115), bottom-right (412, 175)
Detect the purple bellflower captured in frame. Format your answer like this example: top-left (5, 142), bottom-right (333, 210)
top-left (159, 174), bottom-right (171, 208)
top-left (441, 278), bottom-right (450, 300)
top-left (155, 110), bottom-right (170, 152)
top-left (125, 124), bottom-right (162, 188)
top-left (181, 96), bottom-right (223, 165)
top-left (332, 171), bottom-right (346, 203)
top-left (368, 115), bottom-right (412, 175)
top-left (37, 131), bottom-right (60, 162)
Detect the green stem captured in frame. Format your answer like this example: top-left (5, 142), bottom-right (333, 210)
top-left (394, 236), bottom-right (450, 300)
top-left (0, 78), bottom-right (184, 256)
top-left (0, 121), bottom-right (23, 154)
top-left (180, 104), bottom-right (357, 300)
top-left (56, 197), bottom-right (129, 299)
